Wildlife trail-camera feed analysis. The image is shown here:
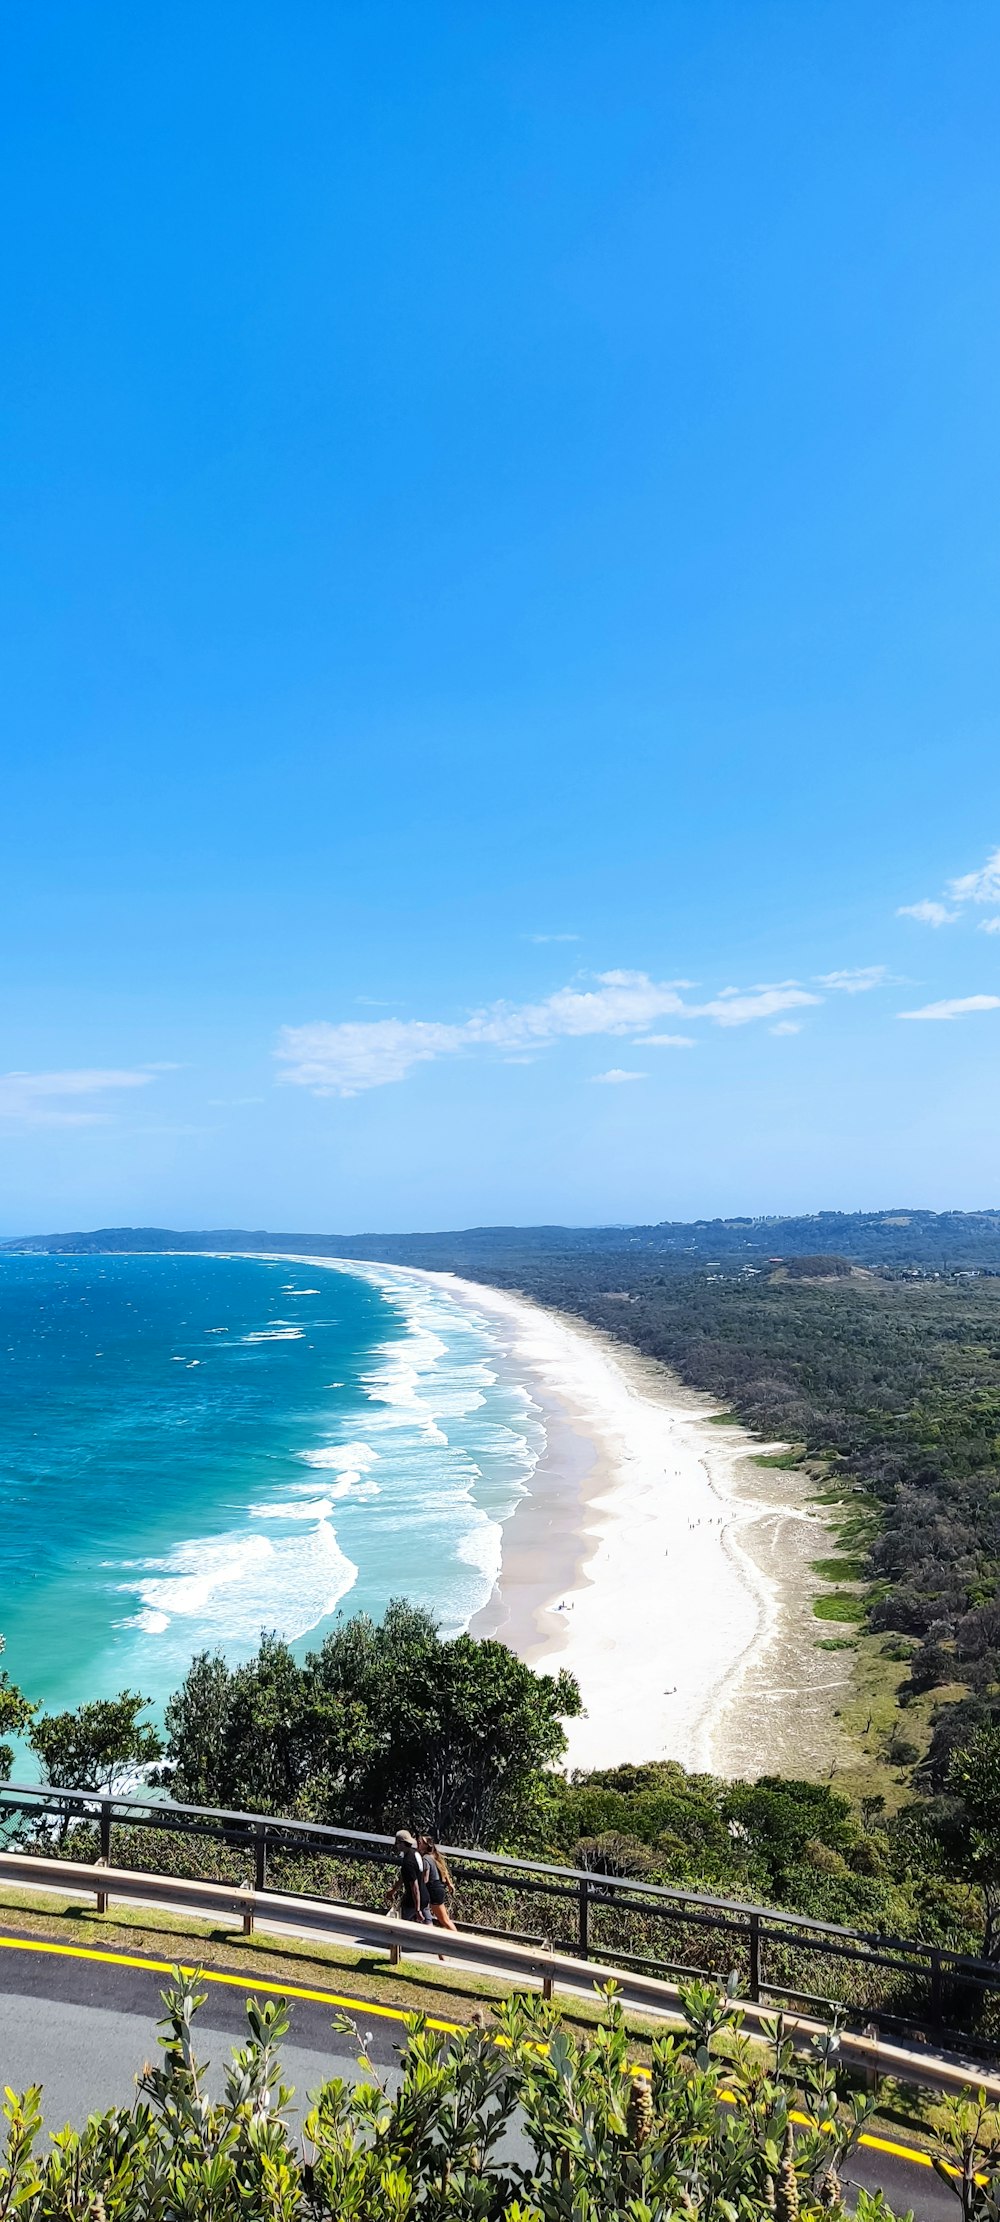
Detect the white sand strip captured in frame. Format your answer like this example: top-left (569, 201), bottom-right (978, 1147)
top-left (235, 1254), bottom-right (842, 1780)
top-left (406, 1272), bottom-right (828, 1775)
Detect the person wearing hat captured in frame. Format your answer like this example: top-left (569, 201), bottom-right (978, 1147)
top-left (386, 1829), bottom-right (430, 1923)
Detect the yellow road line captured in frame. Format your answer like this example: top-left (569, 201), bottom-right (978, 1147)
top-left (860, 2129), bottom-right (933, 2169)
top-left (0, 1929), bottom-right (460, 2031)
top-left (0, 1929), bottom-right (942, 2175)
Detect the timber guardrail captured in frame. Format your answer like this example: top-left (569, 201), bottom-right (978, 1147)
top-left (1, 1780), bottom-right (998, 2052)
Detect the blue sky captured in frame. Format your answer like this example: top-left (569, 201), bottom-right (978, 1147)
top-left (3, 1), bottom-right (1000, 1234)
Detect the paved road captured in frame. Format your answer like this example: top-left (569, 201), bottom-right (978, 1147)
top-left (0, 1933), bottom-right (400, 2122)
top-left (0, 1931), bottom-right (950, 2217)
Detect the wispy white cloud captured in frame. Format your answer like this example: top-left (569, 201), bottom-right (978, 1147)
top-left (637, 1033), bottom-right (696, 1048)
top-left (276, 970), bottom-right (830, 1097)
top-left (692, 984), bottom-right (821, 1027)
top-left (979, 917), bottom-right (1000, 936)
top-left (897, 899), bottom-right (958, 928)
top-left (948, 847), bottom-right (1000, 906)
top-left (480, 971), bottom-right (692, 1043)
top-left (770, 1021), bottom-right (802, 1036)
top-left (591, 1068), bottom-right (646, 1084)
top-left (525, 932), bottom-right (581, 944)
top-left (899, 845), bottom-right (1000, 929)
top-left (277, 973), bottom-right (685, 1097)
top-left (0, 1068), bottom-right (156, 1128)
top-left (277, 1018), bottom-right (463, 1096)
top-left (816, 966), bottom-right (890, 993)
top-left (898, 995), bottom-right (1000, 1022)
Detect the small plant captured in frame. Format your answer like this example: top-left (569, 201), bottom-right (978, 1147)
top-left (932, 2091), bottom-right (1000, 2222)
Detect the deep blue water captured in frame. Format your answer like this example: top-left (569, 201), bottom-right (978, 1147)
top-left (0, 1252), bottom-right (542, 1719)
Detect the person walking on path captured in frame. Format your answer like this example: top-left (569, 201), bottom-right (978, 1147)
top-left (386, 1829), bottom-right (430, 1923)
top-left (418, 1834), bottom-right (458, 1931)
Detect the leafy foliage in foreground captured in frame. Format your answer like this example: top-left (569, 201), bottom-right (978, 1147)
top-left (0, 1966), bottom-right (923, 2221)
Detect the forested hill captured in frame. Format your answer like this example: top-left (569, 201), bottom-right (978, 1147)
top-left (5, 1205), bottom-right (1000, 1271)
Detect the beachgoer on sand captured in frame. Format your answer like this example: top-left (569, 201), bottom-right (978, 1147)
top-left (386, 1829), bottom-right (430, 1922)
top-left (418, 1833), bottom-right (458, 1931)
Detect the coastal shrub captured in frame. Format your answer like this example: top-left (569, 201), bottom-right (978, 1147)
top-left (0, 1631), bottom-right (34, 1782)
top-left (0, 1963), bottom-right (922, 2222)
top-left (70, 1754), bottom-right (995, 1980)
top-left (158, 1603), bottom-right (581, 1847)
top-left (945, 1729), bottom-right (1000, 1959)
top-left (29, 1692), bottom-right (163, 1808)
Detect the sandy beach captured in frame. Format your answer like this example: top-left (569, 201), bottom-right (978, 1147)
top-left (389, 1270), bottom-right (849, 1780)
top-left (256, 1254), bottom-right (849, 1781)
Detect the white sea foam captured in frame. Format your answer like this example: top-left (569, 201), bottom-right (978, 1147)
top-left (250, 1493), bottom-right (336, 1520)
top-left (298, 1441), bottom-right (378, 1471)
top-left (455, 1518), bottom-right (503, 1586)
top-left (250, 1476), bottom-right (380, 1519)
top-left (119, 1519), bottom-right (358, 1654)
top-left (109, 1251), bottom-right (545, 1690)
top-left (273, 1256), bottom-right (545, 1637)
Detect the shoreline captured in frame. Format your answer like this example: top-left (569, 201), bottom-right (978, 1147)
top-left (412, 1273), bottom-right (847, 1778)
top-left (254, 1254), bottom-right (848, 1780)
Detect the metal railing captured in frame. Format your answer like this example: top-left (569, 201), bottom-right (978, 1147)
top-left (1, 1779), bottom-right (998, 2048)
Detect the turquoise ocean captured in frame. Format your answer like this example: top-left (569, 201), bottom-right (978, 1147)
top-left (0, 1252), bottom-right (543, 1721)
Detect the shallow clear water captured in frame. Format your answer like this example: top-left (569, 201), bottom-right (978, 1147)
top-left (0, 1252), bottom-right (543, 1718)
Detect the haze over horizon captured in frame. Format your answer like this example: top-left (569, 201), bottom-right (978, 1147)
top-left (4, 3), bottom-right (1000, 1234)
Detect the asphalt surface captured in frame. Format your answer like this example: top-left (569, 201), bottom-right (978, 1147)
top-left (0, 1934), bottom-right (402, 2121)
top-left (0, 1931), bottom-right (954, 2217)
